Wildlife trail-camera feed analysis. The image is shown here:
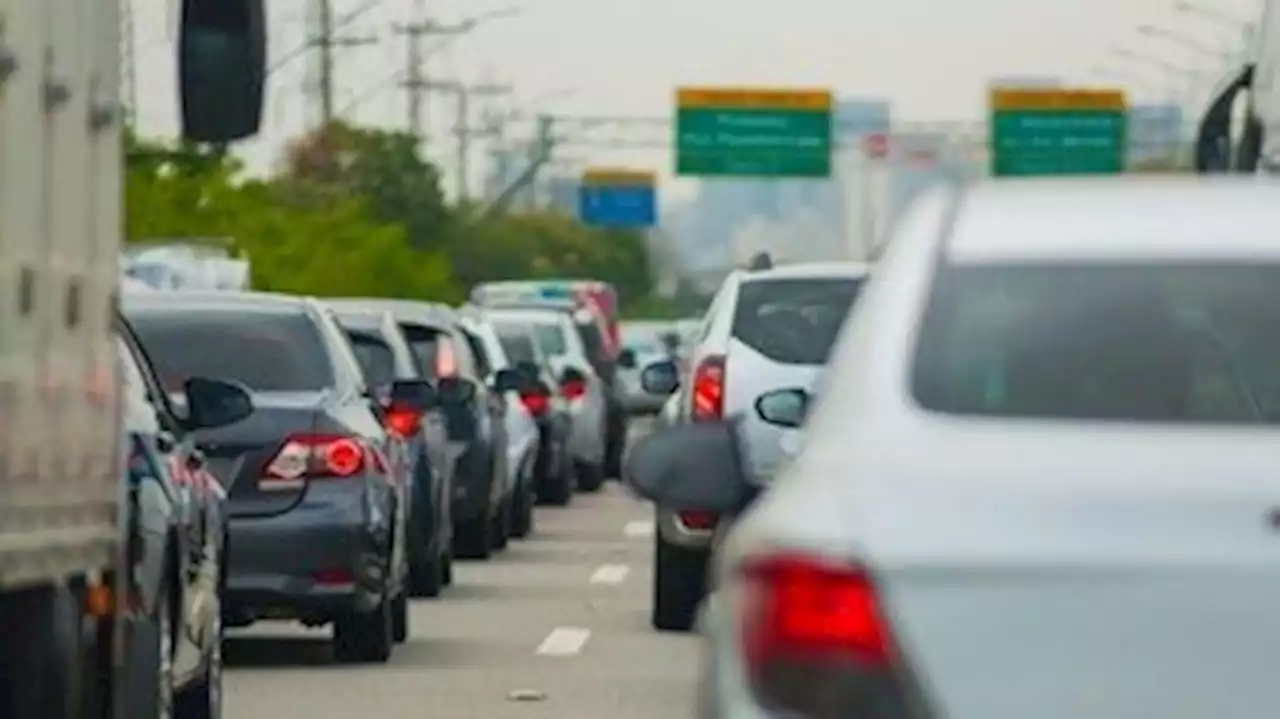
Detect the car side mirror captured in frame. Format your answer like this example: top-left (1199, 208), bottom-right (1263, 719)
top-left (640, 360), bottom-right (680, 395)
top-left (754, 388), bottom-right (809, 428)
top-left (618, 349), bottom-right (637, 369)
top-left (388, 379), bottom-right (437, 412)
top-left (182, 377), bottom-right (254, 430)
top-left (1195, 64), bottom-right (1254, 173)
top-left (179, 0), bottom-right (267, 142)
top-left (623, 420), bottom-right (750, 514)
top-left (438, 376), bottom-right (478, 405)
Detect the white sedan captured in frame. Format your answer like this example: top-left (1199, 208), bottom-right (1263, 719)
top-left (627, 176), bottom-right (1280, 719)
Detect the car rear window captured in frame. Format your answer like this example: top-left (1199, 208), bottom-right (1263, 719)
top-left (520, 321), bottom-right (567, 358)
top-left (129, 309), bottom-right (334, 392)
top-left (492, 323), bottom-right (539, 365)
top-left (912, 263), bottom-right (1280, 423)
top-left (731, 277), bottom-right (863, 365)
top-left (345, 330), bottom-right (397, 387)
top-left (399, 323), bottom-right (456, 379)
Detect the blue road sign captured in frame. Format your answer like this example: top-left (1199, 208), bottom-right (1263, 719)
top-left (577, 184), bottom-right (657, 227)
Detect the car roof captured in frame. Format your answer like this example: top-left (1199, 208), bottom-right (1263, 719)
top-left (485, 306), bottom-right (569, 325)
top-left (123, 290), bottom-right (314, 315)
top-left (737, 261), bottom-right (873, 283)
top-left (948, 176), bottom-right (1280, 263)
top-left (324, 298), bottom-right (457, 328)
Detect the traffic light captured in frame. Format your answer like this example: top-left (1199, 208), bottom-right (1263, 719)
top-left (178, 0), bottom-right (266, 143)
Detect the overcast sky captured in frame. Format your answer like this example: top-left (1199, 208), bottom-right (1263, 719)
top-left (131, 0), bottom-right (1259, 198)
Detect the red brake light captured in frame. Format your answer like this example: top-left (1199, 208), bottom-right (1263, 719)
top-left (519, 391), bottom-right (550, 417)
top-left (261, 434), bottom-right (372, 489)
top-left (384, 404), bottom-right (422, 438)
top-left (676, 509), bottom-right (717, 531)
top-left (742, 553), bottom-right (894, 681)
top-left (561, 379), bottom-right (587, 400)
top-left (691, 355), bottom-right (726, 421)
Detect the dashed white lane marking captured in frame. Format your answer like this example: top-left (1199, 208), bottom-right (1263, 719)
top-left (589, 563), bottom-right (630, 584)
top-left (535, 627), bottom-right (591, 656)
top-left (623, 520), bottom-right (654, 538)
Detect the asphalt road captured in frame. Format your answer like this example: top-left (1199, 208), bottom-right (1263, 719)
top-left (223, 451), bottom-right (698, 717)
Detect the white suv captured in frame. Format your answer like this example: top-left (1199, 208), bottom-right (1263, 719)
top-left (650, 261), bottom-right (870, 631)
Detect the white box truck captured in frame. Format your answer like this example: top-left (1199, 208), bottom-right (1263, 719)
top-left (0, 0), bottom-right (264, 716)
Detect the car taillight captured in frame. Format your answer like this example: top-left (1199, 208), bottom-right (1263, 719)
top-left (384, 404), bottom-right (422, 439)
top-left (691, 355), bottom-right (725, 421)
top-left (741, 553), bottom-right (899, 717)
top-left (561, 378), bottom-right (586, 401)
top-left (260, 434), bottom-right (378, 489)
top-left (519, 391), bottom-right (549, 417)
top-left (677, 509), bottom-right (717, 531)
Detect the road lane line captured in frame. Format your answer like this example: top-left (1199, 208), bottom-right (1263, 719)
top-left (623, 520), bottom-right (654, 538)
top-left (590, 563), bottom-right (630, 584)
top-left (536, 627), bottom-right (591, 656)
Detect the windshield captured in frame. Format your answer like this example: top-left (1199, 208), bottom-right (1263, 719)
top-left (129, 309), bottom-right (334, 392)
top-left (912, 263), bottom-right (1280, 423)
top-left (345, 330), bottom-right (397, 387)
top-left (731, 277), bottom-right (864, 365)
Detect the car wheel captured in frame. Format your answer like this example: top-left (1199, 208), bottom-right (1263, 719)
top-left (490, 499), bottom-right (510, 550)
top-left (391, 593), bottom-right (409, 644)
top-left (510, 477), bottom-right (535, 539)
top-left (652, 534), bottom-right (707, 633)
top-left (441, 549), bottom-right (454, 586)
top-left (453, 509), bottom-right (492, 560)
top-left (576, 460), bottom-right (605, 493)
top-left (538, 449), bottom-right (573, 506)
top-left (332, 595), bottom-right (393, 663)
top-left (407, 548), bottom-right (443, 599)
top-left (174, 593), bottom-right (222, 719)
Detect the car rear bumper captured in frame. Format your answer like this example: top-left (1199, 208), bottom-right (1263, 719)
top-left (223, 497), bottom-right (390, 626)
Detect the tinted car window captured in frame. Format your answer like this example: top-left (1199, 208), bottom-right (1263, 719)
top-left (345, 330), bottom-right (397, 388)
top-left (530, 322), bottom-right (568, 357)
top-left (912, 263), bottom-right (1280, 423)
top-left (494, 325), bottom-right (538, 365)
top-left (129, 309), bottom-right (334, 392)
top-left (731, 277), bottom-right (863, 365)
top-left (400, 323), bottom-right (453, 379)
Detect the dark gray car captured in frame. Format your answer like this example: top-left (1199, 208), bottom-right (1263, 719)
top-left (125, 291), bottom-right (419, 664)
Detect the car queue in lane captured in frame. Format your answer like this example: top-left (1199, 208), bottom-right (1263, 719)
top-left (114, 277), bottom-right (649, 707)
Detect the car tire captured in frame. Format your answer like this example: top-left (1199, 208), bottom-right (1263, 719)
top-left (538, 451), bottom-right (574, 506)
top-left (174, 593), bottom-right (222, 719)
top-left (510, 476), bottom-right (535, 539)
top-left (441, 549), bottom-right (454, 586)
top-left (652, 534), bottom-right (707, 633)
top-left (407, 549), bottom-right (443, 599)
top-left (332, 596), bottom-right (393, 664)
top-left (391, 593), bottom-right (409, 644)
top-left (576, 460), bottom-right (605, 493)
top-left (490, 499), bottom-right (510, 550)
top-left (453, 510), bottom-right (492, 560)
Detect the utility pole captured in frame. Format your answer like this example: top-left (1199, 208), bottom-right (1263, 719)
top-left (313, 0), bottom-right (378, 126)
top-left (396, 17), bottom-right (476, 139)
top-left (405, 79), bottom-right (511, 200)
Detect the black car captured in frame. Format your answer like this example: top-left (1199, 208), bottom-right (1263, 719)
top-left (330, 307), bottom-right (456, 597)
top-left (124, 291), bottom-right (425, 664)
top-left (116, 312), bottom-right (253, 717)
top-left (325, 299), bottom-right (511, 561)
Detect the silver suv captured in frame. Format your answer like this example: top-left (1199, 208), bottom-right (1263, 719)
top-left (649, 261), bottom-right (869, 631)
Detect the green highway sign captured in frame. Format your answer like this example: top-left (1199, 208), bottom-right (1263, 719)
top-left (674, 87), bottom-right (833, 177)
top-left (989, 88), bottom-right (1128, 176)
